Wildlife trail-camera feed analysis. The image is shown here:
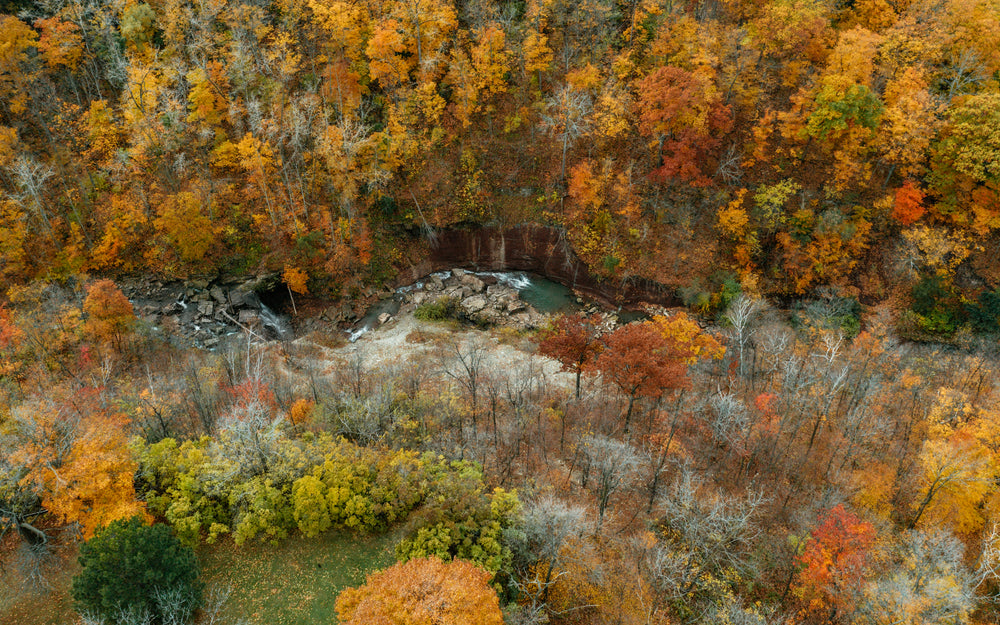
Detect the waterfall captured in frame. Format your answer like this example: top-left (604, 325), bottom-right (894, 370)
top-left (258, 303), bottom-right (293, 341)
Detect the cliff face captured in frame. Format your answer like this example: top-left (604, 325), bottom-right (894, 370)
top-left (394, 225), bottom-right (679, 308)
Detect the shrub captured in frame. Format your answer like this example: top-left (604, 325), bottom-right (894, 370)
top-left (414, 297), bottom-right (457, 321)
top-left (907, 275), bottom-right (965, 338)
top-left (967, 288), bottom-right (1000, 333)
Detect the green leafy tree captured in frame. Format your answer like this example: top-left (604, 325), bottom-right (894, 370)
top-left (72, 516), bottom-right (203, 624)
top-left (802, 79), bottom-right (883, 143)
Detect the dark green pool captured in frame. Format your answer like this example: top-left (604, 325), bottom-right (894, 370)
top-left (474, 271), bottom-right (581, 314)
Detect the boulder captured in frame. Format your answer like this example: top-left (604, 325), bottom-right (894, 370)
top-left (487, 284), bottom-right (517, 299)
top-left (210, 287), bottom-right (227, 304)
top-left (197, 301), bottom-right (214, 316)
top-left (507, 300), bottom-right (527, 315)
top-left (461, 295), bottom-right (488, 314)
top-left (378, 312), bottom-right (392, 324)
top-left (459, 273), bottom-right (486, 293)
top-left (425, 275), bottom-right (445, 291)
top-left (229, 288), bottom-right (249, 308)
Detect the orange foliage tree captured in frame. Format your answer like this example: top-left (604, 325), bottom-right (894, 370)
top-left (335, 557), bottom-right (503, 625)
top-left (82, 279), bottom-right (136, 352)
top-left (893, 179), bottom-right (926, 226)
top-left (635, 65), bottom-right (731, 186)
top-left (35, 413), bottom-right (148, 539)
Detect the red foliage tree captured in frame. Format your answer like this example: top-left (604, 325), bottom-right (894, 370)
top-left (537, 313), bottom-right (602, 399)
top-left (795, 504), bottom-right (876, 619)
top-left (594, 321), bottom-right (690, 434)
top-left (892, 179), bottom-right (926, 225)
top-left (636, 66), bottom-right (732, 186)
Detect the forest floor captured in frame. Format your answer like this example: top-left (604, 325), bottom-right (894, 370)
top-left (197, 530), bottom-right (398, 625)
top-left (0, 535), bottom-right (80, 625)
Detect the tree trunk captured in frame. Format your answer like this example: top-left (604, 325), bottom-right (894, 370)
top-left (623, 393), bottom-right (637, 435)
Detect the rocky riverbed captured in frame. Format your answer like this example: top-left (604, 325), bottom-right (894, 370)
top-left (403, 268), bottom-right (548, 327)
top-left (121, 275), bottom-right (294, 349)
top-left (122, 268), bottom-right (629, 350)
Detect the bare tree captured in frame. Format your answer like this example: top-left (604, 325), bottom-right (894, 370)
top-left (153, 586), bottom-right (197, 625)
top-left (330, 346), bottom-right (372, 399)
top-left (974, 522), bottom-right (1000, 602)
top-left (215, 396), bottom-right (286, 478)
top-left (724, 294), bottom-right (766, 380)
top-left (197, 584), bottom-right (250, 625)
top-left (9, 155), bottom-right (55, 239)
top-left (580, 434), bottom-right (642, 530)
top-left (859, 529), bottom-right (975, 625)
top-left (332, 378), bottom-right (400, 445)
top-left (708, 391), bottom-right (750, 450)
top-left (540, 84), bottom-right (593, 183)
top-left (944, 48), bottom-right (988, 100)
top-left (111, 605), bottom-right (154, 625)
top-left (508, 495), bottom-right (589, 610)
top-left (715, 143), bottom-right (744, 185)
top-left (440, 335), bottom-right (489, 431)
top-left (651, 468), bottom-right (765, 612)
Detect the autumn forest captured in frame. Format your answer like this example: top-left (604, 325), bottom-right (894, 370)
top-left (4, 0), bottom-right (1000, 623)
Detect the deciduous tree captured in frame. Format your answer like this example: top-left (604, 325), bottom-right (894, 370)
top-left (82, 280), bottom-right (136, 353)
top-left (635, 65), bottom-right (731, 186)
top-left (335, 557), bottom-right (503, 625)
top-left (537, 313), bottom-right (601, 399)
top-left (794, 504), bottom-right (876, 619)
top-left (594, 321), bottom-right (691, 434)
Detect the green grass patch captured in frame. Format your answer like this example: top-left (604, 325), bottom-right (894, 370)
top-left (198, 529), bottom-right (398, 625)
top-left (1, 529), bottom-right (397, 625)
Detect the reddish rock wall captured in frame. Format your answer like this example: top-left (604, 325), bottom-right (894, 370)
top-left (393, 225), bottom-right (679, 308)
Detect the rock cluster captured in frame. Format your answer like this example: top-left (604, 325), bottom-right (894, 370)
top-left (123, 275), bottom-right (291, 349)
top-left (397, 268), bottom-right (547, 330)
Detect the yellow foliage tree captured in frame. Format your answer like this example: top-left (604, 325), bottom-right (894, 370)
top-left (911, 424), bottom-right (996, 534)
top-left (0, 15), bottom-right (38, 114)
top-left (155, 191), bottom-right (216, 264)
